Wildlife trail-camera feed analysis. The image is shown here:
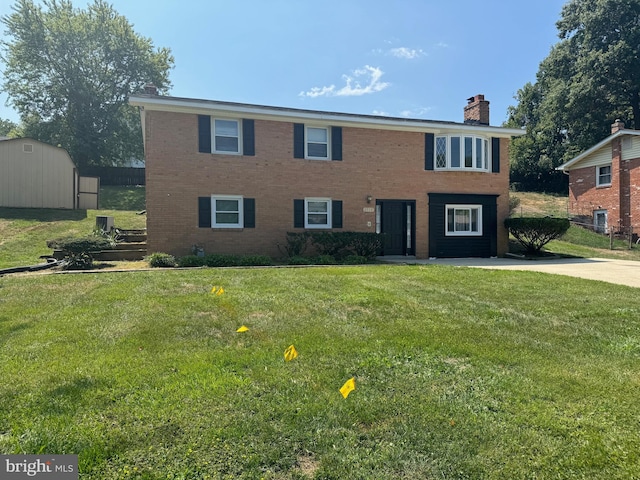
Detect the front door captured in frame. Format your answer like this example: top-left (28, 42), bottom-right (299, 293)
top-left (379, 200), bottom-right (415, 255)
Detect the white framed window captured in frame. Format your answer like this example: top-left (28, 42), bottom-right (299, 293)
top-left (306, 127), bottom-right (329, 160)
top-left (434, 135), bottom-right (490, 171)
top-left (596, 164), bottom-right (611, 187)
top-left (594, 209), bottom-right (608, 234)
top-left (212, 195), bottom-right (243, 228)
top-left (305, 198), bottom-right (331, 228)
top-left (446, 204), bottom-right (482, 236)
top-left (213, 119), bottom-right (241, 154)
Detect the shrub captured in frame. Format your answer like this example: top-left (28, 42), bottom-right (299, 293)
top-left (47, 236), bottom-right (113, 270)
top-left (238, 255), bottom-right (273, 266)
top-left (177, 255), bottom-right (206, 267)
top-left (308, 232), bottom-right (384, 260)
top-left (314, 255), bottom-right (337, 265)
top-left (204, 254), bottom-right (241, 267)
top-left (505, 217), bottom-right (570, 254)
top-left (342, 255), bottom-right (368, 264)
top-left (346, 233), bottom-right (384, 259)
top-left (145, 252), bottom-right (176, 268)
top-left (288, 256), bottom-right (313, 265)
top-left (279, 232), bottom-right (310, 257)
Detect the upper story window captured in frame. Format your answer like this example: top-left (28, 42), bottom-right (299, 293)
top-left (596, 164), bottom-right (611, 187)
top-left (306, 127), bottom-right (329, 160)
top-left (446, 204), bottom-right (482, 236)
top-left (213, 119), bottom-right (241, 154)
top-left (435, 135), bottom-right (490, 171)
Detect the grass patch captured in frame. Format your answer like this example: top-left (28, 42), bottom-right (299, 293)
top-left (0, 207), bottom-right (145, 269)
top-left (99, 186), bottom-right (146, 211)
top-left (1, 266), bottom-right (639, 478)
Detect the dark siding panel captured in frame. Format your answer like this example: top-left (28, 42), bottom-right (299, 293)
top-left (331, 126), bottom-right (342, 161)
top-left (243, 198), bottom-right (255, 228)
top-left (243, 119), bottom-right (255, 156)
top-left (294, 124), bottom-right (305, 159)
top-left (198, 196), bottom-right (211, 228)
top-left (428, 193), bottom-right (498, 258)
top-left (491, 137), bottom-right (500, 173)
top-left (294, 199), bottom-right (305, 227)
top-left (332, 200), bottom-right (343, 228)
top-left (425, 133), bottom-right (435, 170)
top-left (198, 115), bottom-right (211, 153)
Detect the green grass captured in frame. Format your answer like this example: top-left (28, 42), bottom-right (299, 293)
top-left (1, 266), bottom-right (640, 479)
top-left (99, 186), bottom-right (146, 211)
top-left (0, 186), bottom-right (146, 269)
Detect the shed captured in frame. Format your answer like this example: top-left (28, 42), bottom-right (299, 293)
top-left (0, 137), bottom-right (98, 209)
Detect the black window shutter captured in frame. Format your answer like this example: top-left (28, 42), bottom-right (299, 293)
top-left (332, 200), bottom-right (343, 228)
top-left (198, 115), bottom-right (211, 153)
top-left (294, 124), bottom-right (305, 158)
top-left (425, 133), bottom-right (435, 170)
top-left (243, 198), bottom-right (255, 228)
top-left (294, 199), bottom-right (305, 227)
top-left (198, 197), bottom-right (211, 228)
top-left (331, 126), bottom-right (342, 161)
top-left (491, 137), bottom-right (500, 173)
top-left (243, 119), bottom-right (255, 156)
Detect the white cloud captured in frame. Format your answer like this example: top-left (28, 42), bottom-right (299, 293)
top-left (389, 47), bottom-right (425, 59)
top-left (299, 65), bottom-right (390, 98)
top-left (372, 109), bottom-right (389, 116)
top-left (399, 107), bottom-right (432, 118)
top-left (435, 42), bottom-right (449, 48)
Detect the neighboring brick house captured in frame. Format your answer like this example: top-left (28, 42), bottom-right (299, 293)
top-left (129, 92), bottom-right (522, 259)
top-left (558, 121), bottom-right (640, 236)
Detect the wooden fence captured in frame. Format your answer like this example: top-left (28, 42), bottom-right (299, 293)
top-left (80, 167), bottom-right (145, 186)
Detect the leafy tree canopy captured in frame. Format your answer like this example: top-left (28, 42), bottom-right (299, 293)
top-left (506, 0), bottom-right (640, 193)
top-left (0, 118), bottom-right (18, 136)
top-left (0, 0), bottom-right (174, 169)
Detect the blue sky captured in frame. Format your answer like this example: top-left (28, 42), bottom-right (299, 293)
top-left (0, 0), bottom-right (567, 126)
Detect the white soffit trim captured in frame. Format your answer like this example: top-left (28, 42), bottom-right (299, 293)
top-left (129, 94), bottom-right (525, 138)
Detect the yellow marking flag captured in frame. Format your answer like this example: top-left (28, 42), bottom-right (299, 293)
top-left (236, 325), bottom-right (249, 333)
top-left (340, 377), bottom-right (356, 399)
top-left (284, 344), bottom-right (298, 362)
top-left (211, 286), bottom-right (224, 295)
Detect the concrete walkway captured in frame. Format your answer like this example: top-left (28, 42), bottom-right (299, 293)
top-left (379, 256), bottom-right (640, 288)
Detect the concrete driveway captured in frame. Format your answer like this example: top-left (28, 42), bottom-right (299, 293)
top-left (380, 257), bottom-right (640, 288)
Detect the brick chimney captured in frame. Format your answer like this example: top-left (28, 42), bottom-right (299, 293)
top-left (611, 119), bottom-right (625, 134)
top-left (143, 83), bottom-right (158, 95)
top-left (464, 94), bottom-right (490, 125)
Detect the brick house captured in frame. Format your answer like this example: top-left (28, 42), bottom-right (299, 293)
top-left (558, 121), bottom-right (640, 236)
top-left (129, 92), bottom-right (522, 259)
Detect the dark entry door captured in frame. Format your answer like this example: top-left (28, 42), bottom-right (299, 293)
top-left (380, 200), bottom-right (415, 255)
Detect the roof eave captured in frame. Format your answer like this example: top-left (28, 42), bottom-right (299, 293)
top-left (128, 94), bottom-right (525, 138)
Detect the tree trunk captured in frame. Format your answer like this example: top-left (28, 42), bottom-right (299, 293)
top-left (631, 91), bottom-right (640, 130)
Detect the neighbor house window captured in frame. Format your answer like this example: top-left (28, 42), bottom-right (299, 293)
top-left (213, 119), bottom-right (240, 154)
top-left (306, 127), bottom-right (329, 159)
top-left (596, 164), bottom-right (611, 187)
top-left (435, 135), bottom-right (489, 171)
top-left (212, 195), bottom-right (243, 228)
top-left (305, 198), bottom-right (331, 228)
top-left (594, 209), bottom-right (608, 234)
top-left (446, 205), bottom-right (482, 236)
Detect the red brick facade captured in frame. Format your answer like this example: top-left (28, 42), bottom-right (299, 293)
top-left (566, 131), bottom-right (640, 235)
top-left (133, 96), bottom-right (518, 259)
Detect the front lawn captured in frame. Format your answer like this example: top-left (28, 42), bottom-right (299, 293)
top-left (1, 266), bottom-right (639, 479)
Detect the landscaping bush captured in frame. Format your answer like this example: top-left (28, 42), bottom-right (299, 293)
top-left (177, 255), bottom-right (206, 267)
top-left (345, 232), bottom-right (384, 259)
top-left (287, 256), bottom-right (313, 265)
top-left (342, 255), bottom-right (369, 264)
top-left (308, 231), bottom-right (384, 260)
top-left (204, 254), bottom-right (242, 267)
top-left (505, 217), bottom-right (570, 254)
top-left (238, 255), bottom-right (273, 266)
top-left (314, 254), bottom-right (337, 265)
top-left (278, 232), bottom-right (310, 257)
top-left (145, 252), bottom-right (176, 268)
top-left (46, 236), bottom-right (114, 270)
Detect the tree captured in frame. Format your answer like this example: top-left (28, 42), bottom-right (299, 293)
top-left (507, 0), bottom-right (640, 193)
top-left (0, 118), bottom-right (18, 136)
top-left (0, 0), bottom-right (174, 169)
